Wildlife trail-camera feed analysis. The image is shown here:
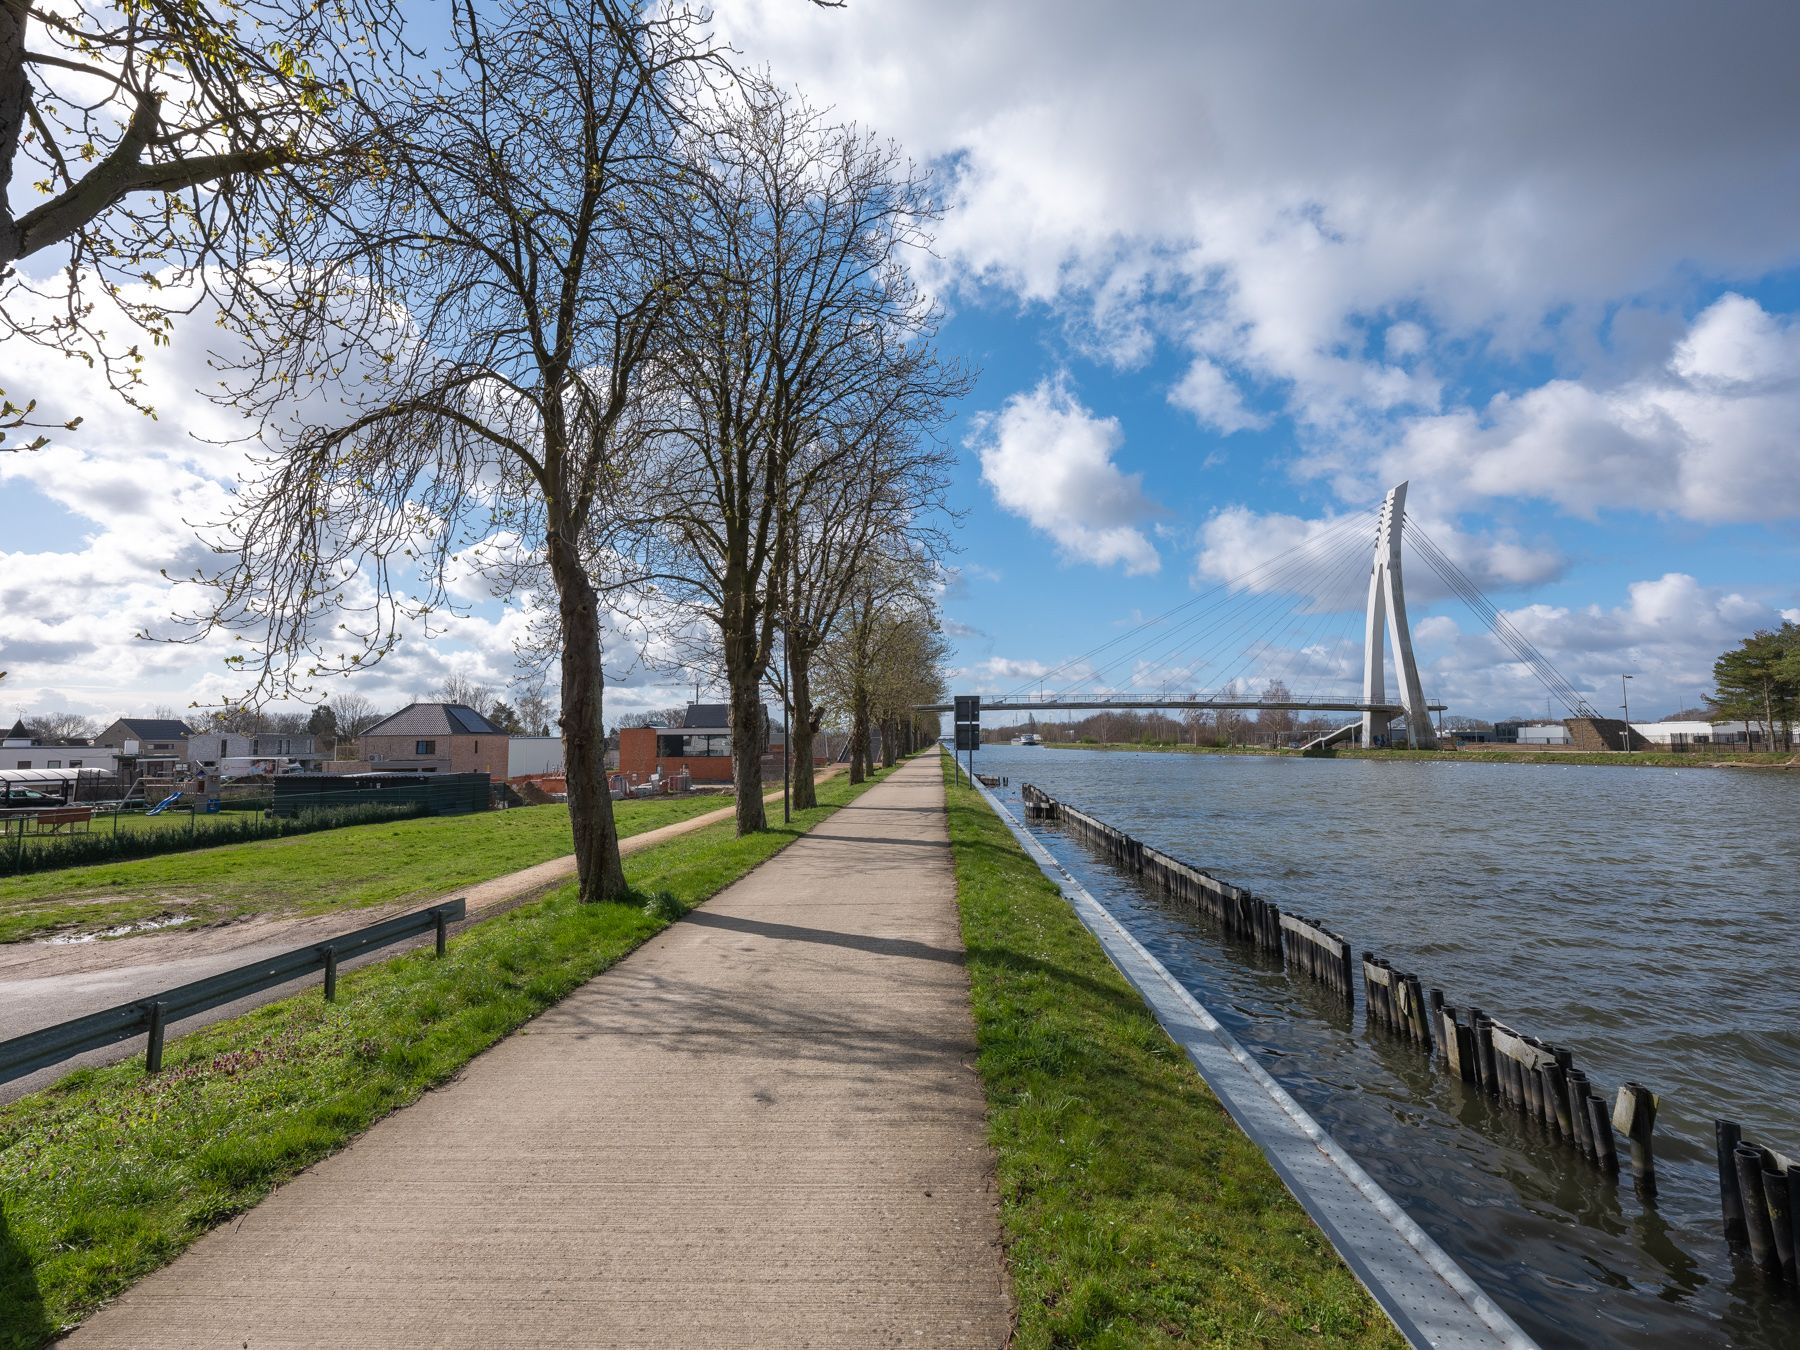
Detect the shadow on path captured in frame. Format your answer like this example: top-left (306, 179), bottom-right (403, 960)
top-left (682, 910), bottom-right (964, 965)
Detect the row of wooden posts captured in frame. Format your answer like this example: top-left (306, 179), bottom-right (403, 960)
top-left (1014, 781), bottom-right (1798, 1295)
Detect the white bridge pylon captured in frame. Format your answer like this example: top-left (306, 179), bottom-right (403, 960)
top-left (1361, 481), bottom-right (1437, 749)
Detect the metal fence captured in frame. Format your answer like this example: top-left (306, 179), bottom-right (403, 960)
top-left (0, 898), bottom-right (466, 1084)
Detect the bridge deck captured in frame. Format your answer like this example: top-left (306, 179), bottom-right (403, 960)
top-left (921, 699), bottom-right (1446, 714)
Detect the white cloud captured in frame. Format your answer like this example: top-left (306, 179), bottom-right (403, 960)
top-left (1415, 573), bottom-right (1776, 719)
top-left (969, 378), bottom-right (1161, 574)
top-left (716, 2), bottom-right (1800, 437)
top-left (1367, 295), bottom-right (1800, 523)
top-left (1168, 358), bottom-right (1266, 433)
top-left (0, 285), bottom-right (702, 724)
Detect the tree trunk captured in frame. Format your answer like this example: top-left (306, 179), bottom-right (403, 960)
top-left (728, 663), bottom-right (768, 833)
top-left (880, 717), bottom-right (897, 768)
top-left (548, 532), bottom-right (627, 902)
top-left (789, 646), bottom-right (819, 810)
top-left (0, 4), bottom-right (29, 268)
top-left (849, 686), bottom-right (869, 784)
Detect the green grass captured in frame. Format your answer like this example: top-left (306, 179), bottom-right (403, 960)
top-left (943, 758), bottom-right (1402, 1348)
top-left (0, 764), bottom-right (900, 1348)
top-left (1046, 740), bottom-right (1798, 769)
top-left (0, 795), bottom-right (728, 944)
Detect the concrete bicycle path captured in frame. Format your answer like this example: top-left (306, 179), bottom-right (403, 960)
top-left (0, 774), bottom-right (840, 1102)
top-left (67, 756), bottom-right (1012, 1348)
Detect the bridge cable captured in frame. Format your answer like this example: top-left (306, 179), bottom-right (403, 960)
top-left (996, 507), bottom-right (1378, 701)
top-left (1403, 516), bottom-right (1598, 718)
top-left (1043, 510), bottom-right (1380, 702)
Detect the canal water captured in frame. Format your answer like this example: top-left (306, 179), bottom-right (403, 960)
top-left (975, 744), bottom-right (1800, 1349)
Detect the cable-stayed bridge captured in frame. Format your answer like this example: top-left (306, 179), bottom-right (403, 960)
top-left (925, 481), bottom-right (1600, 750)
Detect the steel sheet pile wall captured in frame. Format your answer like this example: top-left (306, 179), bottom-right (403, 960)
top-left (1016, 780), bottom-right (1799, 1303)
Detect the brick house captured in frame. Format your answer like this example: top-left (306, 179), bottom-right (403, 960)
top-left (96, 716), bottom-right (193, 784)
top-left (618, 702), bottom-right (822, 785)
top-left (356, 703), bottom-right (509, 777)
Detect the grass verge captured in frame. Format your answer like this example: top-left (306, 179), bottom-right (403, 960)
top-left (0, 764), bottom-right (898, 1347)
top-left (0, 794), bottom-right (729, 943)
top-left (942, 758), bottom-right (1402, 1347)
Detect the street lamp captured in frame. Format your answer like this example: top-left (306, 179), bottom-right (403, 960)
top-left (1620, 674), bottom-right (1633, 752)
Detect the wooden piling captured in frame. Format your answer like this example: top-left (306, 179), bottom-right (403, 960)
top-left (1788, 1167), bottom-right (1800, 1288)
top-left (1586, 1094), bottom-right (1619, 1175)
top-left (1566, 1069), bottom-right (1595, 1159)
top-left (1612, 1083), bottom-right (1657, 1197)
top-left (1716, 1121), bottom-right (1747, 1246)
top-left (1764, 1162), bottom-right (1795, 1285)
top-left (1736, 1145), bottom-right (1782, 1279)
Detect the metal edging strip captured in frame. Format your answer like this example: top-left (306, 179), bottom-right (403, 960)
top-left (965, 767), bottom-right (1536, 1350)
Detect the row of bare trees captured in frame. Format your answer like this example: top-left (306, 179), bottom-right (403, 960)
top-left (4, 3), bottom-right (958, 902)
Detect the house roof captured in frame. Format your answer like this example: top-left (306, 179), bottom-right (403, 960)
top-left (363, 702), bottom-right (504, 737)
top-left (3, 719), bottom-right (30, 743)
top-left (112, 718), bottom-right (194, 739)
top-left (683, 703), bottom-right (730, 729)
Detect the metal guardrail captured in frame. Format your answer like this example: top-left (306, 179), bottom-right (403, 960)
top-left (0, 897), bottom-right (467, 1084)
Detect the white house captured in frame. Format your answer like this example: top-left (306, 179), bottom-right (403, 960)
top-left (507, 736), bottom-right (566, 778)
top-left (1, 719), bottom-right (120, 773)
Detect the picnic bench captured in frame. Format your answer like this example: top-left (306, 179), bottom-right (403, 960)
top-left (29, 806), bottom-right (93, 835)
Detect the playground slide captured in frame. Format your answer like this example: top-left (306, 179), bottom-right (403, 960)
top-left (145, 792), bottom-right (184, 816)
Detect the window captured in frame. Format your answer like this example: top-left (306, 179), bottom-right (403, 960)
top-left (16, 761), bottom-right (29, 769)
top-left (47, 760), bottom-right (61, 769)
top-left (416, 740), bottom-right (437, 755)
top-left (70, 759), bottom-right (83, 768)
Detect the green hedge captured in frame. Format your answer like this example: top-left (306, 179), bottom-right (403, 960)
top-left (0, 803), bottom-right (428, 879)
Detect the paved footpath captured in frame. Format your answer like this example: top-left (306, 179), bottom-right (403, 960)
top-left (67, 757), bottom-right (1012, 1348)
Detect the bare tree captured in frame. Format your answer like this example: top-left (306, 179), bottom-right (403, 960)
top-left (514, 679), bottom-right (559, 739)
top-left (817, 547), bottom-right (940, 783)
top-left (644, 83), bottom-right (956, 832)
top-left (23, 710), bottom-right (96, 743)
top-left (434, 674), bottom-right (495, 717)
top-left (779, 424), bottom-right (957, 807)
top-left (327, 691), bottom-right (386, 740)
top-left (1259, 680), bottom-right (1295, 745)
top-left (1, 0), bottom-right (404, 443)
top-left (181, 1), bottom-right (714, 904)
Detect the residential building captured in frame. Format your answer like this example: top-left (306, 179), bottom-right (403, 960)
top-left (617, 702), bottom-right (822, 785)
top-left (356, 703), bottom-right (509, 776)
top-left (186, 732), bottom-right (323, 777)
top-left (1, 719), bottom-right (120, 774)
top-left (507, 737), bottom-right (566, 778)
top-left (95, 716), bottom-right (192, 783)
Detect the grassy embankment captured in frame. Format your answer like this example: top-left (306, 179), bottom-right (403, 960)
top-left (943, 759), bottom-right (1401, 1347)
top-left (1045, 740), bottom-right (1797, 769)
top-left (0, 795), bottom-right (725, 944)
top-left (0, 763), bottom-right (901, 1348)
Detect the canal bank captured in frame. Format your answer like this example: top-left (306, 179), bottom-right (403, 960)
top-left (940, 761), bottom-right (1411, 1347)
top-left (979, 742), bottom-right (1800, 1347)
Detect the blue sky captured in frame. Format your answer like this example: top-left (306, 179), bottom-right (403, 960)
top-left (4, 1), bottom-right (1799, 726)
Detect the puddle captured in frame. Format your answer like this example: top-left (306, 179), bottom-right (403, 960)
top-left (41, 914), bottom-right (193, 945)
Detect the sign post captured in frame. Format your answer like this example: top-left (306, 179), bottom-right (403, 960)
top-left (953, 695), bottom-right (981, 786)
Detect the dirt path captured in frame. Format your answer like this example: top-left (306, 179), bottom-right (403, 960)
top-left (65, 756), bottom-right (1010, 1348)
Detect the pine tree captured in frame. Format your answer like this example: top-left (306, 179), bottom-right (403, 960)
top-left (1706, 623), bottom-right (1800, 749)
